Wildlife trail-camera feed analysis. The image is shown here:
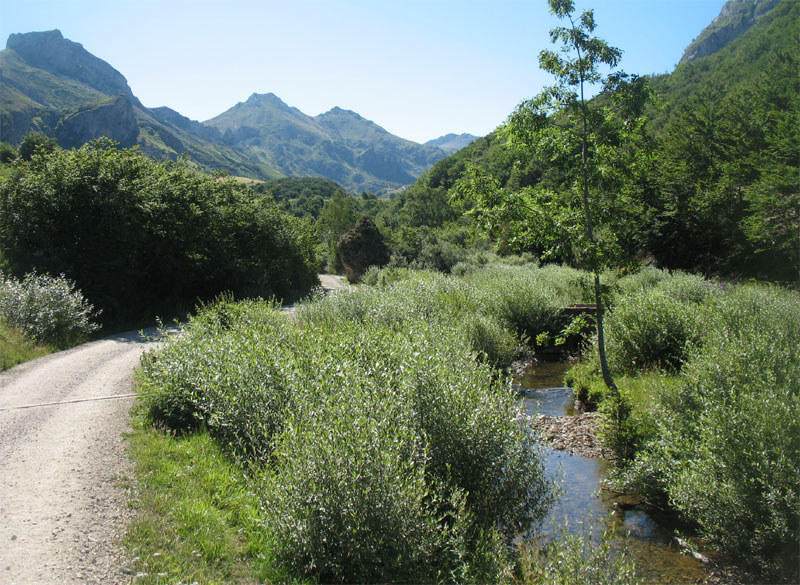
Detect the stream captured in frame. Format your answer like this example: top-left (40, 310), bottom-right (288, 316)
top-left (516, 361), bottom-right (713, 584)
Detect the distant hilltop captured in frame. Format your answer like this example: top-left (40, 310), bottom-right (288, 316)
top-left (424, 133), bottom-right (479, 154)
top-left (0, 30), bottom-right (477, 194)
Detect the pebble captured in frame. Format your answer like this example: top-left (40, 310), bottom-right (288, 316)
top-left (529, 412), bottom-right (614, 458)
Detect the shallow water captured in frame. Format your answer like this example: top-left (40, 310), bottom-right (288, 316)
top-left (517, 361), bottom-right (711, 585)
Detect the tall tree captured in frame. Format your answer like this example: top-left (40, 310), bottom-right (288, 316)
top-left (510, 0), bottom-right (645, 390)
top-left (503, 0), bottom-right (649, 390)
top-left (316, 190), bottom-right (358, 272)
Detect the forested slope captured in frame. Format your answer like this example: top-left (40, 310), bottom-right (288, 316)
top-left (392, 0), bottom-right (798, 281)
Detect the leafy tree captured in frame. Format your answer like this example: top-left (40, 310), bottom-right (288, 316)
top-left (462, 0), bottom-right (650, 390)
top-left (17, 132), bottom-right (57, 161)
top-left (0, 139), bottom-right (318, 324)
top-left (0, 142), bottom-right (18, 163)
top-left (316, 190), bottom-right (358, 272)
top-left (255, 177), bottom-right (348, 219)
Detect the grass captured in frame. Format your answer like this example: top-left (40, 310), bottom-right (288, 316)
top-left (124, 420), bottom-right (292, 585)
top-left (133, 283), bottom-right (556, 583)
top-left (0, 317), bottom-right (52, 371)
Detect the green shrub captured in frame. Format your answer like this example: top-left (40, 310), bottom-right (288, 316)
top-left (654, 271), bottom-right (718, 304)
top-left (611, 266), bottom-right (670, 300)
top-left (597, 375), bottom-right (670, 462)
top-left (518, 527), bottom-right (639, 585)
top-left (604, 289), bottom-right (703, 374)
top-left (261, 394), bottom-right (471, 584)
top-left (359, 264), bottom-right (417, 287)
top-left (627, 284), bottom-right (800, 580)
top-left (460, 312), bottom-right (522, 365)
top-left (139, 299), bottom-right (299, 462)
top-left (0, 141), bottom-right (18, 163)
top-left (0, 271), bottom-right (100, 347)
top-left (140, 295), bottom-right (554, 583)
top-left (0, 140), bottom-right (318, 324)
top-left (464, 264), bottom-right (574, 341)
top-left (410, 235), bottom-right (470, 272)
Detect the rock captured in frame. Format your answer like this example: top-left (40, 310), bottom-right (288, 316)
top-left (679, 0), bottom-right (781, 64)
top-left (6, 30), bottom-right (136, 100)
top-left (54, 95), bottom-right (139, 148)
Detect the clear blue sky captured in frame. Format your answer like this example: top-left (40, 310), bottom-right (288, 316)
top-left (0, 0), bottom-right (726, 143)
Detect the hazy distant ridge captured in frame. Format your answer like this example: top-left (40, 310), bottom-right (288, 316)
top-left (0, 30), bottom-right (475, 193)
top-left (424, 133), bottom-right (478, 154)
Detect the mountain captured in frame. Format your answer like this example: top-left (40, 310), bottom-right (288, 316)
top-left (424, 133), bottom-right (478, 154)
top-left (0, 30), bottom-right (282, 180)
top-left (680, 0), bottom-right (781, 63)
top-left (395, 0), bottom-right (798, 280)
top-left (0, 30), bottom-right (452, 194)
top-left (205, 94), bottom-right (448, 194)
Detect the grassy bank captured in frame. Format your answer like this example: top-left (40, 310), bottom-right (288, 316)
top-left (125, 423), bottom-right (285, 584)
top-left (0, 317), bottom-right (52, 371)
top-left (129, 262), bottom-right (643, 584)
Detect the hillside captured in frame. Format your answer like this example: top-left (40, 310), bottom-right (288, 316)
top-left (394, 0), bottom-right (799, 281)
top-left (680, 0), bottom-right (781, 63)
top-left (648, 0), bottom-right (798, 130)
top-left (0, 30), bottom-right (464, 194)
top-left (206, 94), bottom-right (448, 194)
top-left (0, 30), bottom-right (283, 180)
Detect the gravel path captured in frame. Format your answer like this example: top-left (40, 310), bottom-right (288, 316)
top-left (281, 273), bottom-right (346, 316)
top-left (0, 328), bottom-right (167, 585)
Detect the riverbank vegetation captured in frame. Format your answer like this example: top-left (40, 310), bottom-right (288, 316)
top-left (567, 267), bottom-right (799, 580)
top-left (130, 262), bottom-right (663, 584)
top-left (136, 280), bottom-right (553, 582)
top-left (130, 263), bottom-right (798, 583)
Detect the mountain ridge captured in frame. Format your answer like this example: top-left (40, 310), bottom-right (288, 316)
top-left (679, 0), bottom-right (781, 63)
top-left (0, 32), bottom-right (470, 193)
top-left (205, 91), bottom-right (448, 194)
top-left (424, 133), bottom-right (479, 154)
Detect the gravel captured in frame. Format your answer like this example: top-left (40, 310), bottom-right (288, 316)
top-left (0, 328), bottom-right (167, 585)
top-left (524, 412), bottom-right (615, 459)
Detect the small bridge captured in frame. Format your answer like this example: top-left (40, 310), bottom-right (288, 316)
top-left (560, 304), bottom-right (597, 317)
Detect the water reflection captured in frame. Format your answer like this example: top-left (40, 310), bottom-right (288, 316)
top-left (517, 362), bottom-right (711, 585)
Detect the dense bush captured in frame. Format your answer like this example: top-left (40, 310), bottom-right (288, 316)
top-left (604, 289), bottom-right (703, 374)
top-left (567, 271), bottom-right (799, 579)
top-left (464, 263), bottom-right (581, 343)
top-left (299, 268), bottom-right (537, 365)
top-left (139, 293), bottom-right (554, 582)
top-left (621, 284), bottom-right (800, 580)
top-left (0, 271), bottom-right (100, 347)
top-left (139, 299), bottom-right (305, 461)
top-left (0, 140), bottom-right (318, 324)
top-left (337, 216), bottom-right (390, 283)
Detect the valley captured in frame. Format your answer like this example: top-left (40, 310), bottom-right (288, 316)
top-left (0, 0), bottom-right (797, 583)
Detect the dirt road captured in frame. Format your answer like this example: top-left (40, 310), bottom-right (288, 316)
top-left (0, 328), bottom-right (166, 585)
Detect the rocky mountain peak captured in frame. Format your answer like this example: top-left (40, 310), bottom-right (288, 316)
top-left (246, 92), bottom-right (290, 108)
top-left (6, 29), bottom-right (135, 100)
top-left (679, 0), bottom-right (781, 64)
